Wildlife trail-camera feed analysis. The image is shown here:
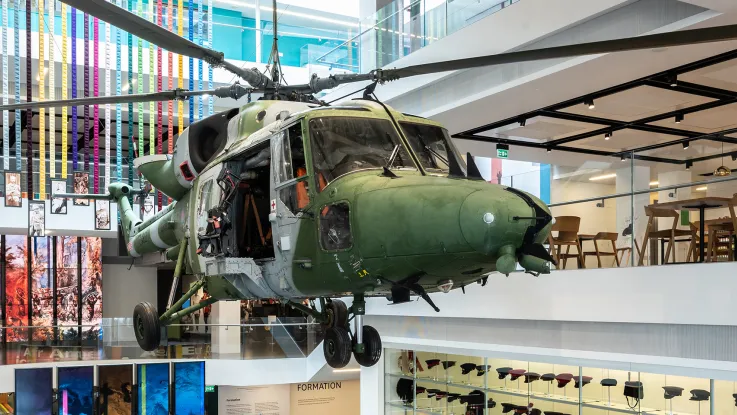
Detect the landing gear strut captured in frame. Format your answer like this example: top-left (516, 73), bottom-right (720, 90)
top-left (319, 294), bottom-right (382, 369)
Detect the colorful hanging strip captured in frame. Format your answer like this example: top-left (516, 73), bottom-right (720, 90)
top-left (1, 0), bottom-right (7, 170)
top-left (13, 0), bottom-right (19, 171)
top-left (197, 0), bottom-right (203, 121)
top-left (39, 0), bottom-right (46, 200)
top-left (127, 1), bottom-right (134, 193)
top-left (148, 0), bottom-right (155, 157)
top-left (49, 0), bottom-right (56, 179)
top-left (157, 0), bottom-right (163, 209)
top-left (61, 2), bottom-right (68, 179)
top-left (26, 0), bottom-right (31, 196)
top-left (115, 0), bottom-right (122, 182)
top-left (105, 15), bottom-right (111, 190)
top-left (167, 0), bottom-right (173, 157)
top-left (71, 7), bottom-right (78, 171)
top-left (177, 0), bottom-right (183, 137)
top-left (188, 3), bottom-right (194, 126)
top-left (93, 17), bottom-right (100, 193)
top-left (137, 0), bottom-right (143, 159)
top-left (84, 13), bottom-right (90, 173)
top-left (207, 0), bottom-right (213, 116)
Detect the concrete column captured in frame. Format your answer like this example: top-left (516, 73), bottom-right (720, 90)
top-left (657, 171), bottom-right (693, 261)
top-left (360, 352), bottom-right (384, 415)
top-left (616, 165), bottom-right (650, 265)
top-left (211, 300), bottom-right (241, 357)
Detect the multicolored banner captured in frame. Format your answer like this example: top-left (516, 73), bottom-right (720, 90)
top-left (105, 15), bottom-right (112, 190)
top-left (127, 0), bottom-right (134, 196)
top-left (26, 0), bottom-right (33, 196)
top-left (157, 0), bottom-right (164, 209)
top-left (84, 13), bottom-right (90, 173)
top-left (148, 0), bottom-right (154, 157)
top-left (197, 0), bottom-right (203, 121)
top-left (1, 0), bottom-right (8, 171)
top-left (93, 17), bottom-right (100, 193)
top-left (137, 0), bottom-right (144, 159)
top-left (61, 2), bottom-right (68, 179)
top-left (39, 0), bottom-right (46, 199)
top-left (49, 0), bottom-right (56, 179)
top-left (167, 0), bottom-right (174, 160)
top-left (177, 0), bottom-right (183, 140)
top-left (13, 0), bottom-right (19, 171)
top-left (208, 0), bottom-right (213, 116)
top-left (188, 3), bottom-right (194, 127)
top-left (116, 0), bottom-right (122, 182)
top-left (72, 7), bottom-right (78, 171)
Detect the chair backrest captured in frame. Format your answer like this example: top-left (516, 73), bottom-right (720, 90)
top-left (644, 206), bottom-right (679, 230)
top-left (552, 216), bottom-right (580, 241)
top-left (594, 232), bottom-right (618, 241)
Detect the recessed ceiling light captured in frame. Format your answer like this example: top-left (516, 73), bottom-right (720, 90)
top-left (682, 141), bottom-right (689, 149)
top-left (333, 368), bottom-right (360, 373)
top-left (589, 173), bottom-right (617, 181)
top-left (584, 99), bottom-right (595, 110)
top-left (695, 186), bottom-right (707, 191)
top-left (675, 114), bottom-right (684, 124)
top-left (649, 181), bottom-right (659, 186)
top-left (605, 132), bottom-right (612, 140)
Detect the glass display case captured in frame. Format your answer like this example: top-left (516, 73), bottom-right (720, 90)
top-left (384, 348), bottom-right (732, 415)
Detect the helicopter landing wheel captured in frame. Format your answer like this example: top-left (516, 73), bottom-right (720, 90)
top-left (324, 326), bottom-right (352, 369)
top-left (133, 302), bottom-right (161, 351)
top-left (353, 325), bottom-right (382, 367)
top-left (322, 299), bottom-right (348, 329)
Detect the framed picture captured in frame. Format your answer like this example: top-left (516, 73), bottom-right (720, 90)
top-left (4, 170), bottom-right (22, 207)
top-left (50, 180), bottom-right (68, 215)
top-left (73, 171), bottom-right (90, 206)
top-left (95, 199), bottom-right (111, 230)
top-left (28, 201), bottom-right (45, 237)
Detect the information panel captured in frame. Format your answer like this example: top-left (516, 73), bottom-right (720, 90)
top-left (15, 367), bottom-right (53, 415)
top-left (137, 363), bottom-right (170, 415)
top-left (58, 366), bottom-right (94, 415)
top-left (174, 361), bottom-right (205, 415)
top-left (98, 364), bottom-right (133, 415)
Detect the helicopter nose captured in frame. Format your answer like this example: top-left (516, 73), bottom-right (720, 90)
top-left (459, 189), bottom-right (527, 257)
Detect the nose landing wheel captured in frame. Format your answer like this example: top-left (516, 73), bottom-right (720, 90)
top-left (318, 295), bottom-right (383, 369)
top-left (353, 325), bottom-right (382, 367)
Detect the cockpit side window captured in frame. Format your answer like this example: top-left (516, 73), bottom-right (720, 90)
top-left (400, 122), bottom-right (466, 175)
top-left (274, 122), bottom-right (310, 213)
top-left (309, 116), bottom-right (415, 192)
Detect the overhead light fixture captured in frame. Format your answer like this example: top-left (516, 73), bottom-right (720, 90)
top-left (621, 155), bottom-right (627, 162)
top-left (696, 186), bottom-right (707, 191)
top-left (519, 118), bottom-right (526, 127)
top-left (584, 99), bottom-right (595, 110)
top-left (714, 165), bottom-right (731, 177)
top-left (649, 181), bottom-right (659, 186)
top-left (333, 368), bottom-right (361, 373)
top-left (604, 132), bottom-right (612, 140)
top-left (682, 141), bottom-right (689, 150)
top-left (589, 173), bottom-right (617, 181)
top-left (732, 154), bottom-right (737, 162)
top-left (675, 114), bottom-right (684, 124)
top-left (668, 74), bottom-right (678, 87)
top-left (546, 148), bottom-right (552, 153)
top-left (686, 161), bottom-right (692, 170)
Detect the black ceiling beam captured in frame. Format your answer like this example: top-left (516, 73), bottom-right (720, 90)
top-left (458, 48), bottom-right (737, 136)
top-left (453, 133), bottom-right (682, 164)
top-left (611, 126), bottom-right (737, 157)
top-left (644, 79), bottom-right (737, 100)
top-left (539, 110), bottom-right (713, 138)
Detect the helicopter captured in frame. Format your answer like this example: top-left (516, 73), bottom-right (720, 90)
top-left (7, 0), bottom-right (737, 368)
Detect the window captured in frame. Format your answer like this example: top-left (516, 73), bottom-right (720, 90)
top-left (319, 203), bottom-right (352, 251)
top-left (309, 117), bottom-right (415, 191)
top-left (275, 123), bottom-right (310, 213)
top-left (400, 122), bottom-right (466, 175)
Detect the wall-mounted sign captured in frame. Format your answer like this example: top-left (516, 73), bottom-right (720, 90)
top-left (205, 385), bottom-right (215, 393)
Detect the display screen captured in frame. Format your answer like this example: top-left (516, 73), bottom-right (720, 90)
top-left (174, 361), bottom-right (205, 415)
top-left (98, 365), bottom-right (133, 415)
top-left (5, 235), bottom-right (28, 342)
top-left (137, 363), bottom-right (170, 415)
top-left (58, 366), bottom-right (94, 415)
top-left (15, 367), bottom-right (53, 415)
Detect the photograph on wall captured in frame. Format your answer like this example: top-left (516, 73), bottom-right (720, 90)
top-left (95, 199), bottom-right (111, 230)
top-left (51, 180), bottom-right (68, 214)
top-left (15, 367), bottom-right (53, 415)
top-left (98, 365), bottom-right (133, 415)
top-left (58, 366), bottom-right (94, 415)
top-left (80, 237), bottom-right (103, 339)
top-left (174, 361), bottom-right (205, 415)
top-left (141, 194), bottom-right (155, 222)
top-left (29, 202), bottom-right (45, 237)
top-left (73, 171), bottom-right (90, 206)
top-left (56, 236), bottom-right (80, 340)
top-left (5, 235), bottom-right (28, 342)
top-left (4, 171), bottom-right (22, 207)
top-left (137, 363), bottom-right (170, 415)
top-left (30, 237), bottom-right (53, 341)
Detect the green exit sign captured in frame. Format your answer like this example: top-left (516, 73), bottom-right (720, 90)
top-left (205, 385), bottom-right (215, 393)
top-left (497, 148), bottom-right (508, 158)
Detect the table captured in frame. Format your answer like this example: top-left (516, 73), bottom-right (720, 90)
top-left (648, 197), bottom-right (733, 262)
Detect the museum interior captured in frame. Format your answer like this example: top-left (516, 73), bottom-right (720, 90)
top-left (0, 0), bottom-right (737, 414)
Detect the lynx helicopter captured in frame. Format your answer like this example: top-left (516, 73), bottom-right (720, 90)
top-left (8, 0), bottom-right (737, 368)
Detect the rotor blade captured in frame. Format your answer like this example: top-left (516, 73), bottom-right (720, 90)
top-left (61, 0), bottom-right (273, 89)
top-left (295, 24), bottom-right (737, 94)
top-left (0, 84), bottom-right (254, 111)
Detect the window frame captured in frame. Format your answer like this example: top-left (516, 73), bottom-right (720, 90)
top-left (273, 120), bottom-right (312, 213)
top-left (317, 200), bottom-right (354, 252)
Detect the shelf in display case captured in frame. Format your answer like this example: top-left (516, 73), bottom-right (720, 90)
top-left (579, 400), bottom-right (698, 415)
top-left (387, 402), bottom-right (443, 415)
top-left (388, 373), bottom-right (485, 391)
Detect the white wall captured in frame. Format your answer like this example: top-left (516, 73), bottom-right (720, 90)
top-left (102, 263), bottom-right (158, 319)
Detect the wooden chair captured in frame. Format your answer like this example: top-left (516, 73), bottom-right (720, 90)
top-left (637, 206), bottom-right (691, 266)
top-left (547, 216), bottom-right (584, 269)
top-left (581, 232), bottom-right (621, 268)
top-left (687, 222), bottom-right (702, 262)
top-left (706, 222), bottom-right (733, 262)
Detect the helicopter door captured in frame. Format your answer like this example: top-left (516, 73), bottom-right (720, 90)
top-left (271, 122), bottom-right (310, 257)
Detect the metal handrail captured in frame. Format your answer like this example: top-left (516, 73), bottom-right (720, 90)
top-left (548, 175), bottom-right (737, 208)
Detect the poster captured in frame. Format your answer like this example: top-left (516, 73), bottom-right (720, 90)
top-left (173, 361), bottom-right (205, 415)
top-left (218, 385), bottom-right (290, 415)
top-left (30, 237), bottom-right (53, 341)
top-left (73, 171), bottom-right (89, 206)
top-left (56, 236), bottom-right (79, 339)
top-left (29, 202), bottom-right (45, 237)
top-left (51, 180), bottom-right (68, 214)
top-left (137, 363), bottom-right (170, 415)
top-left (81, 237), bottom-right (103, 340)
top-left (291, 380), bottom-right (360, 415)
top-left (4, 171), bottom-right (21, 207)
top-left (15, 367), bottom-right (53, 415)
top-left (5, 235), bottom-right (28, 342)
top-left (58, 366), bottom-right (94, 415)
top-left (98, 365), bottom-right (133, 415)
top-left (95, 199), bottom-right (111, 230)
